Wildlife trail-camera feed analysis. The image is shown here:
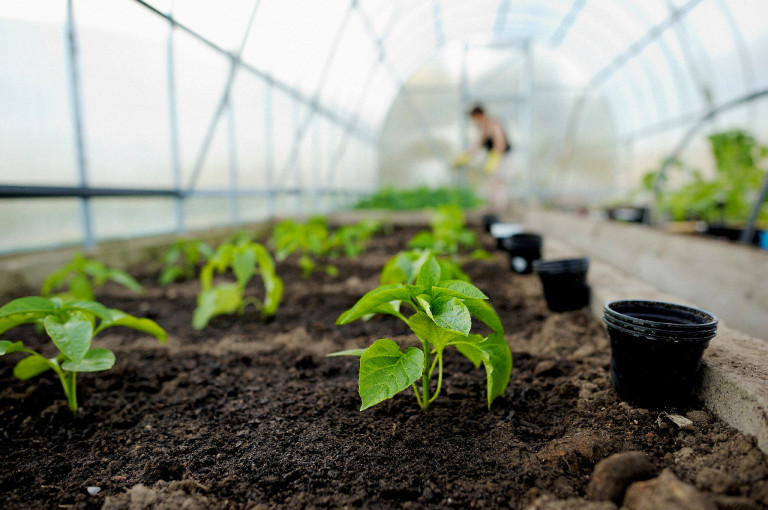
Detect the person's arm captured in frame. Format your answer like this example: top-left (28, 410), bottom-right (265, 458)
top-left (483, 121), bottom-right (506, 174)
top-left (454, 134), bottom-right (483, 167)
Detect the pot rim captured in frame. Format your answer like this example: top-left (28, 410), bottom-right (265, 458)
top-left (604, 299), bottom-right (718, 330)
top-left (603, 317), bottom-right (716, 343)
top-left (603, 313), bottom-right (717, 337)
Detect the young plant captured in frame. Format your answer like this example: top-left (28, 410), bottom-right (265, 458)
top-left (193, 239), bottom-right (283, 329)
top-left (159, 238), bottom-right (213, 286)
top-left (270, 216), bottom-right (338, 278)
top-left (332, 256), bottom-right (511, 411)
top-left (42, 253), bottom-right (143, 301)
top-left (0, 296), bottom-right (167, 414)
top-left (380, 249), bottom-right (470, 285)
top-left (328, 220), bottom-right (381, 258)
top-left (408, 204), bottom-right (479, 255)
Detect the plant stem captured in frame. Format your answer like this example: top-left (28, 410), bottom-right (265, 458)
top-left (428, 353), bottom-right (443, 404)
top-left (420, 340), bottom-right (431, 410)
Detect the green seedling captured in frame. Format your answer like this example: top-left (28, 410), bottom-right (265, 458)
top-left (380, 249), bottom-right (469, 285)
top-left (354, 186), bottom-right (483, 210)
top-left (42, 253), bottom-right (143, 301)
top-left (159, 238), bottom-right (213, 286)
top-left (0, 296), bottom-right (167, 414)
top-left (328, 220), bottom-right (381, 258)
top-left (332, 255), bottom-right (511, 411)
top-left (193, 240), bottom-right (283, 329)
top-left (408, 204), bottom-right (478, 255)
top-left (271, 216), bottom-right (337, 278)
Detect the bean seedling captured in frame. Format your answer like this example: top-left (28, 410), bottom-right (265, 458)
top-left (332, 255), bottom-right (511, 411)
top-left (193, 239), bottom-right (283, 329)
top-left (159, 238), bottom-right (213, 286)
top-left (42, 253), bottom-right (143, 301)
top-left (0, 296), bottom-right (167, 414)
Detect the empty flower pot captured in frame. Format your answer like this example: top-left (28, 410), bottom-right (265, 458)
top-left (490, 223), bottom-right (524, 249)
top-left (482, 214), bottom-right (500, 233)
top-left (499, 233), bottom-right (542, 274)
top-left (533, 258), bottom-right (590, 312)
top-left (603, 300), bottom-right (718, 408)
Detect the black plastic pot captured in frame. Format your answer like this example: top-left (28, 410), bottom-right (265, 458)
top-left (533, 258), bottom-right (590, 312)
top-left (482, 214), bottom-right (499, 233)
top-left (499, 233), bottom-right (542, 274)
top-left (603, 300), bottom-right (718, 408)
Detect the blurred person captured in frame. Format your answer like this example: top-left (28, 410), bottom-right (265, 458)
top-left (453, 105), bottom-right (513, 215)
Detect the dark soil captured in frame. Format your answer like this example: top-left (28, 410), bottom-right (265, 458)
top-left (1, 224), bottom-right (766, 509)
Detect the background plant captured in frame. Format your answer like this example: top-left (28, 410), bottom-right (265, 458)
top-left (328, 219), bottom-right (381, 258)
top-left (0, 296), bottom-right (166, 414)
top-left (380, 249), bottom-right (470, 285)
top-left (407, 204), bottom-right (480, 256)
top-left (193, 239), bottom-right (283, 329)
top-left (332, 256), bottom-right (511, 411)
top-left (644, 129), bottom-right (768, 225)
top-left (42, 253), bottom-right (143, 301)
top-left (159, 238), bottom-right (214, 286)
top-left (354, 186), bottom-right (483, 210)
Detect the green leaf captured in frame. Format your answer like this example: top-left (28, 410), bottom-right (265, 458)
top-left (193, 284), bottom-right (243, 330)
top-left (358, 339), bottom-right (424, 411)
top-left (44, 311), bottom-right (93, 363)
top-left (159, 266), bottom-right (185, 286)
top-left (254, 244), bottom-right (283, 318)
top-left (336, 285), bottom-right (411, 325)
top-left (69, 274), bottom-right (95, 300)
top-left (97, 309), bottom-right (167, 344)
top-left (61, 348), bottom-right (115, 372)
top-left (232, 247), bottom-right (257, 287)
top-left (13, 354), bottom-right (55, 380)
top-left (431, 297), bottom-right (471, 336)
top-left (0, 296), bottom-right (59, 319)
top-left (107, 269), bottom-right (144, 294)
top-left (326, 348), bottom-right (366, 357)
top-left (0, 314), bottom-right (43, 336)
top-left (450, 331), bottom-right (512, 407)
top-left (0, 340), bottom-right (25, 355)
top-left (408, 312), bottom-right (465, 350)
top-left (416, 256), bottom-right (441, 288)
top-left (463, 299), bottom-right (504, 334)
top-left (433, 280), bottom-right (488, 300)
top-left (65, 300), bottom-right (114, 322)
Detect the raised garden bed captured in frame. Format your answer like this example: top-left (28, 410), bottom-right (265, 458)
top-left (1, 225), bottom-right (767, 509)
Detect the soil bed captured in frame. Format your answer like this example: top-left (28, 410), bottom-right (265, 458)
top-left (1, 225), bottom-right (767, 509)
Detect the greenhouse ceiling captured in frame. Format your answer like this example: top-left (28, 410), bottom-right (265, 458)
top-left (1, 0), bottom-right (767, 252)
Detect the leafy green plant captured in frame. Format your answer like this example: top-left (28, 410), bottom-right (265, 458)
top-left (270, 216), bottom-right (337, 278)
top-left (42, 253), bottom-right (143, 301)
top-left (408, 204), bottom-right (479, 255)
top-left (332, 256), bottom-right (511, 411)
top-left (271, 217), bottom-right (380, 278)
top-left (328, 219), bottom-right (381, 258)
top-left (645, 130), bottom-right (768, 224)
top-left (159, 239), bottom-right (213, 286)
top-left (380, 249), bottom-right (469, 285)
top-left (0, 296), bottom-right (166, 414)
top-left (193, 239), bottom-right (283, 329)
top-left (354, 186), bottom-right (483, 210)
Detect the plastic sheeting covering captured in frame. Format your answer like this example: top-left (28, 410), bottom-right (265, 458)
top-left (1, 0), bottom-right (767, 252)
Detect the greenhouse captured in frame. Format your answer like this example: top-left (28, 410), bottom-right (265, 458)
top-left (1, 1), bottom-right (767, 508)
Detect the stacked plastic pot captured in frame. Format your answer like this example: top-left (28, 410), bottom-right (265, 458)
top-left (603, 300), bottom-right (718, 408)
top-left (533, 258), bottom-right (590, 312)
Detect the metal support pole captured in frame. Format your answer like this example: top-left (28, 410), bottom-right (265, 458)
top-left (520, 40), bottom-right (534, 198)
top-left (227, 102), bottom-right (240, 225)
top-left (65, 0), bottom-right (94, 249)
top-left (166, 15), bottom-right (185, 234)
top-left (265, 80), bottom-right (275, 218)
